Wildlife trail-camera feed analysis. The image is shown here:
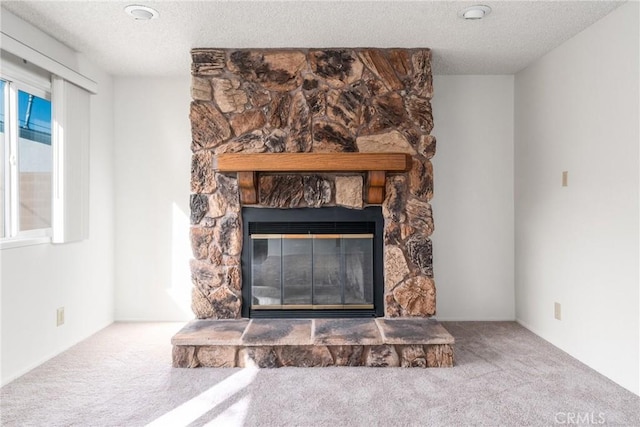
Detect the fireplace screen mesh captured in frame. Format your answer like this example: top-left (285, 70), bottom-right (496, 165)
top-left (250, 234), bottom-right (374, 310)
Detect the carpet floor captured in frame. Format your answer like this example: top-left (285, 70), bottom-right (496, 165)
top-left (1, 321), bottom-right (638, 426)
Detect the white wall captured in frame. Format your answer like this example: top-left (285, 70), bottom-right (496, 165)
top-left (0, 11), bottom-right (115, 385)
top-left (113, 77), bottom-right (193, 321)
top-left (432, 75), bottom-right (515, 321)
top-left (515, 1), bottom-right (639, 395)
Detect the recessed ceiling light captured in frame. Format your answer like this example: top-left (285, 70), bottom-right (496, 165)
top-left (124, 5), bottom-right (159, 21)
top-left (459, 5), bottom-right (492, 20)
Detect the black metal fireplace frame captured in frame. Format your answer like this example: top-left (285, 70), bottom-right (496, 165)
top-left (241, 206), bottom-right (384, 318)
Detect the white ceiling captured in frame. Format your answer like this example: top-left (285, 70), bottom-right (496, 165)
top-left (1, 0), bottom-right (624, 76)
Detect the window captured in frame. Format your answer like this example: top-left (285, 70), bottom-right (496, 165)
top-left (1, 62), bottom-right (53, 242)
top-left (1, 26), bottom-right (96, 248)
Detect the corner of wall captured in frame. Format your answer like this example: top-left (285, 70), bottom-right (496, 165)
top-left (513, 1), bottom-right (639, 395)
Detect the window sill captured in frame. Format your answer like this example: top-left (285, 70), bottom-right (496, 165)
top-left (1, 236), bottom-right (51, 250)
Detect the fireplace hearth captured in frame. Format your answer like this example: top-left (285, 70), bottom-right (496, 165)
top-left (242, 207), bottom-right (384, 318)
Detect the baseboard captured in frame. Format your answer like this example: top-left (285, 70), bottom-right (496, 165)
top-left (115, 317), bottom-right (518, 323)
top-left (516, 318), bottom-right (640, 397)
top-left (515, 318), bottom-right (536, 333)
top-left (435, 317), bottom-right (516, 322)
top-left (113, 318), bottom-right (192, 323)
top-left (515, 318), bottom-right (563, 348)
top-left (1, 320), bottom-right (114, 387)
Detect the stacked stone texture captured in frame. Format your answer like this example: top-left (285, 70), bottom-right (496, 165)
top-left (173, 343), bottom-right (453, 368)
top-left (189, 48), bottom-right (436, 319)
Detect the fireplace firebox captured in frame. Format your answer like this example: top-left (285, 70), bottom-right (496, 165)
top-left (241, 207), bottom-right (384, 318)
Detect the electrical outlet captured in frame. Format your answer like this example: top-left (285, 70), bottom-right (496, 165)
top-left (554, 302), bottom-right (562, 320)
top-left (562, 171), bottom-right (568, 187)
top-left (56, 307), bottom-right (65, 326)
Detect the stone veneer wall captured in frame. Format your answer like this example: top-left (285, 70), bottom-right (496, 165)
top-left (189, 48), bottom-right (436, 319)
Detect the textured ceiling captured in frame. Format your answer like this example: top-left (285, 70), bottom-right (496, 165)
top-left (1, 1), bottom-right (624, 76)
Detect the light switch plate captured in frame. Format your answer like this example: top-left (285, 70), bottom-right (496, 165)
top-left (554, 302), bottom-right (562, 320)
top-left (562, 171), bottom-right (568, 187)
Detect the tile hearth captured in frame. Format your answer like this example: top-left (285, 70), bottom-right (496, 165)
top-left (172, 318), bottom-right (454, 368)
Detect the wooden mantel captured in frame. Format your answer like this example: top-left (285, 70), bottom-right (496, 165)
top-left (213, 153), bottom-right (412, 204)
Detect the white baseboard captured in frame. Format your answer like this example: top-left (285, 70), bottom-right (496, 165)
top-left (113, 318), bottom-right (191, 323)
top-left (1, 320), bottom-right (114, 387)
top-left (435, 317), bottom-right (517, 322)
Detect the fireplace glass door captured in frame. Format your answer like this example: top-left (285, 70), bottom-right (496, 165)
top-left (250, 234), bottom-right (374, 310)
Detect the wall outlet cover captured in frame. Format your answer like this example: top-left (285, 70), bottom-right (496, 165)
top-left (554, 302), bottom-right (562, 320)
top-left (56, 307), bottom-right (65, 326)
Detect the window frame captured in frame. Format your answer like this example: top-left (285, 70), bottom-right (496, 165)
top-left (1, 62), bottom-right (54, 248)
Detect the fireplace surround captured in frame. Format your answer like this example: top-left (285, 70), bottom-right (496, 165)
top-left (173, 47), bottom-right (454, 368)
top-left (188, 47), bottom-right (437, 320)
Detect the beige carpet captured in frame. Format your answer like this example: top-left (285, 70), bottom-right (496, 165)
top-left (1, 321), bottom-right (638, 426)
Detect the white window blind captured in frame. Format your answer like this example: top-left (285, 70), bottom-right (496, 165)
top-left (51, 77), bottom-right (90, 243)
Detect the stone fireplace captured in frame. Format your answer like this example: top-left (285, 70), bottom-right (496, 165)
top-left (173, 47), bottom-right (454, 368)
top-left (190, 47), bottom-right (436, 319)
